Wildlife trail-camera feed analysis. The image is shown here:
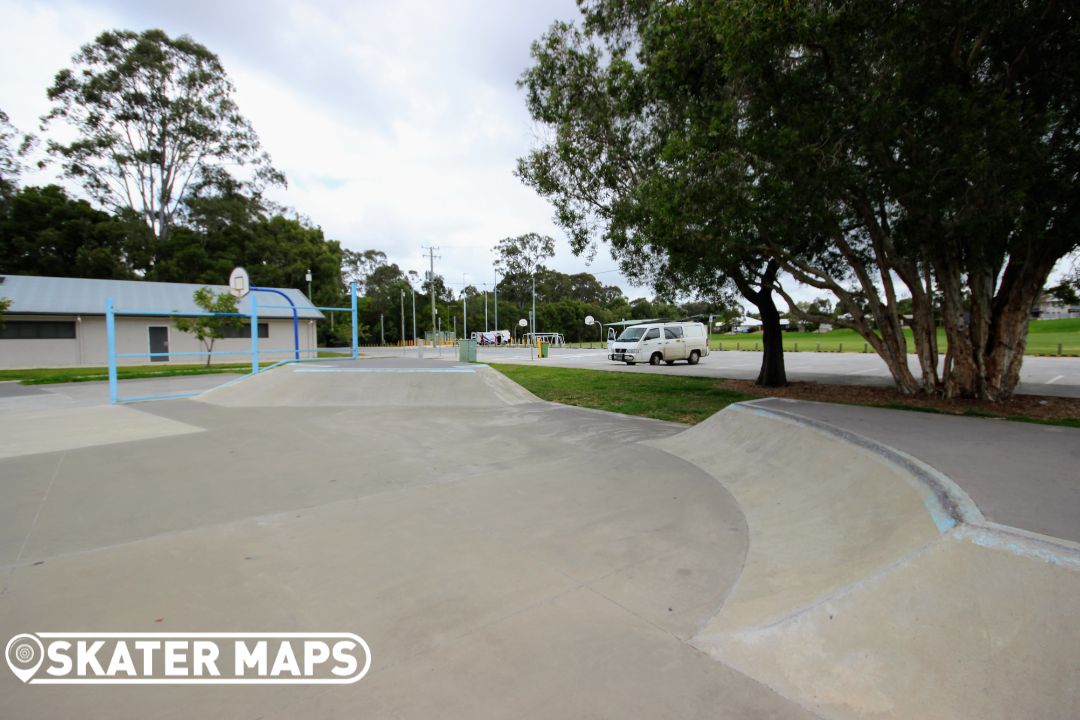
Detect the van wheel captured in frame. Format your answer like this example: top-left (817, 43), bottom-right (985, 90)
top-left (649, 353), bottom-right (662, 366)
top-left (688, 350), bottom-right (700, 365)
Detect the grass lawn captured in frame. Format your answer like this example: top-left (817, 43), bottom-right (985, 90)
top-left (0, 363), bottom-right (268, 385)
top-left (490, 363), bottom-right (1080, 429)
top-left (490, 364), bottom-right (753, 424)
top-left (0, 350), bottom-right (355, 386)
top-left (711, 317), bottom-right (1080, 355)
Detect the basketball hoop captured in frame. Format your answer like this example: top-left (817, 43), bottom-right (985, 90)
top-left (229, 267), bottom-right (250, 298)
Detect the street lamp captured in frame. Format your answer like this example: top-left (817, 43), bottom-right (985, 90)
top-left (400, 289), bottom-right (405, 347)
top-left (462, 273), bottom-right (469, 341)
top-left (305, 269), bottom-right (312, 302)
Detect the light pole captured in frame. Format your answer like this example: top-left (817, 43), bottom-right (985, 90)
top-left (400, 289), bottom-right (405, 346)
top-left (462, 272), bottom-right (468, 341)
top-left (483, 283), bottom-right (488, 333)
top-left (380, 314), bottom-right (384, 345)
top-left (411, 286), bottom-right (416, 344)
top-left (305, 268), bottom-right (312, 303)
top-left (531, 273), bottom-right (536, 340)
top-left (493, 267), bottom-right (499, 335)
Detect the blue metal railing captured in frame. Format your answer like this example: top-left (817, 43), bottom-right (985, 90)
top-left (106, 283), bottom-right (359, 403)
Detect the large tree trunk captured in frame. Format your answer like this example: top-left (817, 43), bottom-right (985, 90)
top-left (937, 251), bottom-right (1055, 399)
top-left (754, 287), bottom-right (787, 387)
top-left (734, 260), bottom-right (787, 388)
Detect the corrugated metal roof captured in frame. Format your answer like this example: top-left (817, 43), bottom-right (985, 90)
top-left (0, 275), bottom-right (326, 319)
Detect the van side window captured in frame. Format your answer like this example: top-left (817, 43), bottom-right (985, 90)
top-left (643, 328), bottom-right (660, 341)
top-left (665, 327), bottom-right (683, 339)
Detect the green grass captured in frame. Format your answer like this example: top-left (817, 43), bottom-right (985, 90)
top-left (490, 363), bottom-right (752, 424)
top-left (0, 362), bottom-right (274, 385)
top-left (710, 317), bottom-right (1080, 355)
top-left (492, 363), bottom-right (1079, 429)
top-left (0, 350), bottom-right (355, 386)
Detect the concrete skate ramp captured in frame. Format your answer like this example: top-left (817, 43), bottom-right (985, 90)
top-left (651, 403), bottom-right (1080, 720)
top-left (197, 361), bottom-right (538, 408)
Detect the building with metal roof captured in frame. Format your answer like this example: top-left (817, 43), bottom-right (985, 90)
top-left (0, 275), bottom-right (324, 369)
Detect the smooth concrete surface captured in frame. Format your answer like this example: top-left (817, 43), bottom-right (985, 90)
top-left (654, 404), bottom-right (1080, 720)
top-left (199, 359), bottom-right (539, 407)
top-left (0, 359), bottom-right (815, 719)
top-left (3, 357), bottom-right (1078, 719)
top-left (0, 404), bottom-right (205, 459)
top-left (752, 398), bottom-right (1080, 544)
top-left (0, 373), bottom-right (242, 416)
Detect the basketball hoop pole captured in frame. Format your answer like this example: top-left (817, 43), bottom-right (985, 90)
top-left (251, 286), bottom-right (300, 360)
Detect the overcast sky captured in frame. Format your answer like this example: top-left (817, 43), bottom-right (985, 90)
top-left (3, 1), bottom-right (1070, 313)
top-left (0, 0), bottom-right (666, 302)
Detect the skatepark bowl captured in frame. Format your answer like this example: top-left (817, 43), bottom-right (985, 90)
top-left (1, 357), bottom-right (1077, 719)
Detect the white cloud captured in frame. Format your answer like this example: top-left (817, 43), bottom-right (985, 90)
top-left (0, 0), bottom-right (712, 307)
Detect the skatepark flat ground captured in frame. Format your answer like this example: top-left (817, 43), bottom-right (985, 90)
top-left (0, 359), bottom-right (812, 719)
top-left (2, 357), bottom-right (1078, 718)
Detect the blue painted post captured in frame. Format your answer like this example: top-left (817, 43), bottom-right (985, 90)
top-left (350, 283), bottom-right (359, 359)
top-left (106, 297), bottom-right (118, 404)
top-left (250, 293), bottom-right (259, 374)
top-left (250, 287), bottom-right (299, 360)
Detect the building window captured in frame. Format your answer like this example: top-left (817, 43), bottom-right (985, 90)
top-left (0, 321), bottom-right (77, 339)
top-left (220, 322), bottom-right (269, 339)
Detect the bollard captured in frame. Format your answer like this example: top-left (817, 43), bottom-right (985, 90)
top-left (754, 342), bottom-right (759, 352)
top-left (864, 342), bottom-right (868, 353)
top-left (736, 341), bottom-right (740, 351)
top-left (794, 342), bottom-right (798, 352)
top-left (839, 343), bottom-right (843, 353)
top-left (1059, 343), bottom-right (1063, 356)
top-left (816, 342), bottom-right (821, 352)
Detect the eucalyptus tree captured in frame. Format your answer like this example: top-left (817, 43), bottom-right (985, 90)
top-left (42, 29), bottom-right (284, 246)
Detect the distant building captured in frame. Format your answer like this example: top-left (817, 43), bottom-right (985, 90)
top-left (0, 275), bottom-right (323, 369)
top-left (1032, 292), bottom-right (1080, 320)
top-left (731, 317), bottom-right (790, 333)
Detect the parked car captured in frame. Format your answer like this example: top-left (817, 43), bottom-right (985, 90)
top-left (607, 322), bottom-right (709, 366)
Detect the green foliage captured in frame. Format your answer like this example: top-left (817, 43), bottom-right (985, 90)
top-left (0, 185), bottom-right (144, 278)
top-left (174, 287), bottom-right (243, 366)
top-left (0, 296), bottom-right (9, 329)
top-left (0, 108), bottom-right (33, 199)
top-left (519, 0), bottom-right (1080, 399)
top-left (42, 29), bottom-right (284, 243)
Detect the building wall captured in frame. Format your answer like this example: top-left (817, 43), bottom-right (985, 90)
top-left (0, 314), bottom-right (319, 368)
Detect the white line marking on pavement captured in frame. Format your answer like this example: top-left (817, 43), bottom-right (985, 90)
top-left (1046, 375), bottom-right (1064, 384)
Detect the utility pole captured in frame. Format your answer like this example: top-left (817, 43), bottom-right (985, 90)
top-left (494, 268), bottom-right (499, 334)
top-left (422, 244), bottom-right (440, 346)
top-left (411, 287), bottom-right (416, 344)
top-left (462, 273), bottom-right (468, 341)
top-left (531, 273), bottom-right (536, 341)
top-left (400, 289), bottom-right (405, 346)
top-left (380, 314), bottom-right (384, 345)
top-left (483, 283), bottom-right (488, 333)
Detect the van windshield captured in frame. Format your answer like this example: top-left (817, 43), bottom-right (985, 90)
top-left (616, 327), bottom-right (647, 342)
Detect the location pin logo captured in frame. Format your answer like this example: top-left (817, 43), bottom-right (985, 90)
top-left (5, 633), bottom-right (44, 683)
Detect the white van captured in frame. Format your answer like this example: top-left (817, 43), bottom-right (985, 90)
top-left (608, 322), bottom-right (710, 366)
